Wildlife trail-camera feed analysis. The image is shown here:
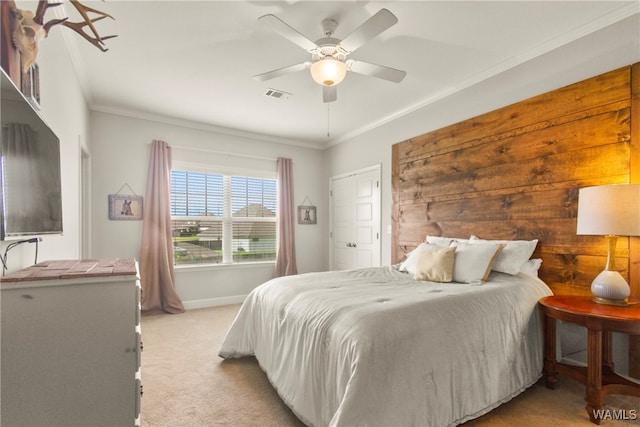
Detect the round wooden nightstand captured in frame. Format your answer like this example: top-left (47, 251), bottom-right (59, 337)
top-left (539, 295), bottom-right (640, 424)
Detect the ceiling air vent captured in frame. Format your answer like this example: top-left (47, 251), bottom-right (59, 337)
top-left (264, 88), bottom-right (291, 100)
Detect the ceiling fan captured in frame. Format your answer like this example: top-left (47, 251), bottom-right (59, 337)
top-left (253, 8), bottom-right (407, 103)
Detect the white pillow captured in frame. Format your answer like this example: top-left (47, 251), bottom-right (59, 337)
top-left (413, 246), bottom-right (456, 283)
top-left (426, 235), bottom-right (469, 246)
top-left (520, 258), bottom-right (542, 277)
top-left (469, 235), bottom-right (538, 275)
top-left (399, 243), bottom-right (445, 274)
top-left (450, 242), bottom-right (504, 283)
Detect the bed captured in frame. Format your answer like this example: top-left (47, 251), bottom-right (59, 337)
top-left (220, 63), bottom-right (640, 424)
top-left (220, 237), bottom-right (552, 426)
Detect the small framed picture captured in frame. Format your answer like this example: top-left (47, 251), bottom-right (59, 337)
top-left (297, 205), bottom-right (317, 225)
top-left (109, 194), bottom-right (143, 220)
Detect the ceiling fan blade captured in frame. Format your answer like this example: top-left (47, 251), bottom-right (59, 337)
top-left (323, 86), bottom-right (337, 103)
top-left (347, 60), bottom-right (406, 83)
top-left (339, 9), bottom-right (398, 54)
top-left (253, 62), bottom-right (311, 82)
top-left (258, 14), bottom-right (318, 52)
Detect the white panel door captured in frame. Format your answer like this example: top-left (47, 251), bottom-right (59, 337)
top-left (330, 165), bottom-right (381, 270)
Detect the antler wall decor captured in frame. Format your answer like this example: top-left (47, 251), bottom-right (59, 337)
top-left (10, 0), bottom-right (116, 72)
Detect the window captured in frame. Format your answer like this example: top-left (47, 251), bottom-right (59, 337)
top-left (170, 170), bottom-right (277, 265)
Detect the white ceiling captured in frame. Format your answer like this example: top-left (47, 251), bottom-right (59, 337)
top-left (48, 1), bottom-right (640, 149)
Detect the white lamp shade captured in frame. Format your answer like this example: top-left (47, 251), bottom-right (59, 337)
top-left (577, 184), bottom-right (640, 236)
top-left (310, 58), bottom-right (347, 87)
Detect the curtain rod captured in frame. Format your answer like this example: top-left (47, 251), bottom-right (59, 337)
top-left (150, 141), bottom-right (277, 162)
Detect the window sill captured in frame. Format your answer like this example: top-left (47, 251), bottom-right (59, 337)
top-left (174, 261), bottom-right (275, 272)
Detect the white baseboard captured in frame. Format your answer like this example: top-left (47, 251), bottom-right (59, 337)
top-left (182, 295), bottom-right (247, 310)
top-left (560, 355), bottom-right (586, 367)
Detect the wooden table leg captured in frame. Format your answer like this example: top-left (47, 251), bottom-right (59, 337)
top-left (602, 330), bottom-right (614, 374)
top-left (586, 326), bottom-right (604, 425)
top-left (543, 314), bottom-right (558, 389)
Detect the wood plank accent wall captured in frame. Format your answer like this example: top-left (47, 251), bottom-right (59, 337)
top-left (392, 64), bottom-right (639, 300)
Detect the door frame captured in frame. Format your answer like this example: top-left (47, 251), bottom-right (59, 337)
top-left (329, 164), bottom-right (381, 270)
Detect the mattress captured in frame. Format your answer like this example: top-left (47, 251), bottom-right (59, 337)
top-left (219, 266), bottom-right (552, 426)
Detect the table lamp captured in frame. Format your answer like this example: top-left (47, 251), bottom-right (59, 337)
top-left (576, 184), bottom-right (640, 305)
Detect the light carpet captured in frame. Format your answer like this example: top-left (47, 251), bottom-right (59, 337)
top-left (139, 304), bottom-right (638, 426)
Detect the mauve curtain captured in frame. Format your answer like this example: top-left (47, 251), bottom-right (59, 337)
top-left (274, 157), bottom-right (297, 277)
top-left (140, 140), bottom-right (184, 314)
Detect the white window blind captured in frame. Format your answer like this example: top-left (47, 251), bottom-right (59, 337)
top-left (170, 170), bottom-right (277, 265)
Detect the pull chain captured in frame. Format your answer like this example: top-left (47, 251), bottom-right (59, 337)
top-left (327, 104), bottom-right (330, 138)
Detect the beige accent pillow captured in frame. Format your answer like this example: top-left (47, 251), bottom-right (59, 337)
top-left (399, 243), bottom-right (442, 274)
top-left (413, 246), bottom-right (456, 282)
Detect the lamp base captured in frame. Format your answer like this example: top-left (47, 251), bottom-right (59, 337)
top-left (592, 296), bottom-right (631, 306)
top-left (590, 270), bottom-right (631, 304)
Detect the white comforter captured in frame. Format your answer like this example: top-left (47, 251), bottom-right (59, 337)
top-left (219, 266), bottom-right (552, 427)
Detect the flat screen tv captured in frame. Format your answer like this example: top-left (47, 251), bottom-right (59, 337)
top-left (0, 69), bottom-right (63, 240)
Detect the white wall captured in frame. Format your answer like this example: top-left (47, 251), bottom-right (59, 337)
top-left (0, 10), bottom-right (89, 273)
top-left (89, 111), bottom-right (326, 307)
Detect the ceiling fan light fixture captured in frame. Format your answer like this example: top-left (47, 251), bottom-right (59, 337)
top-left (310, 57), bottom-right (347, 87)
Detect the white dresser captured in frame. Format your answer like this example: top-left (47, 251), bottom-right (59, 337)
top-left (1, 258), bottom-right (142, 426)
